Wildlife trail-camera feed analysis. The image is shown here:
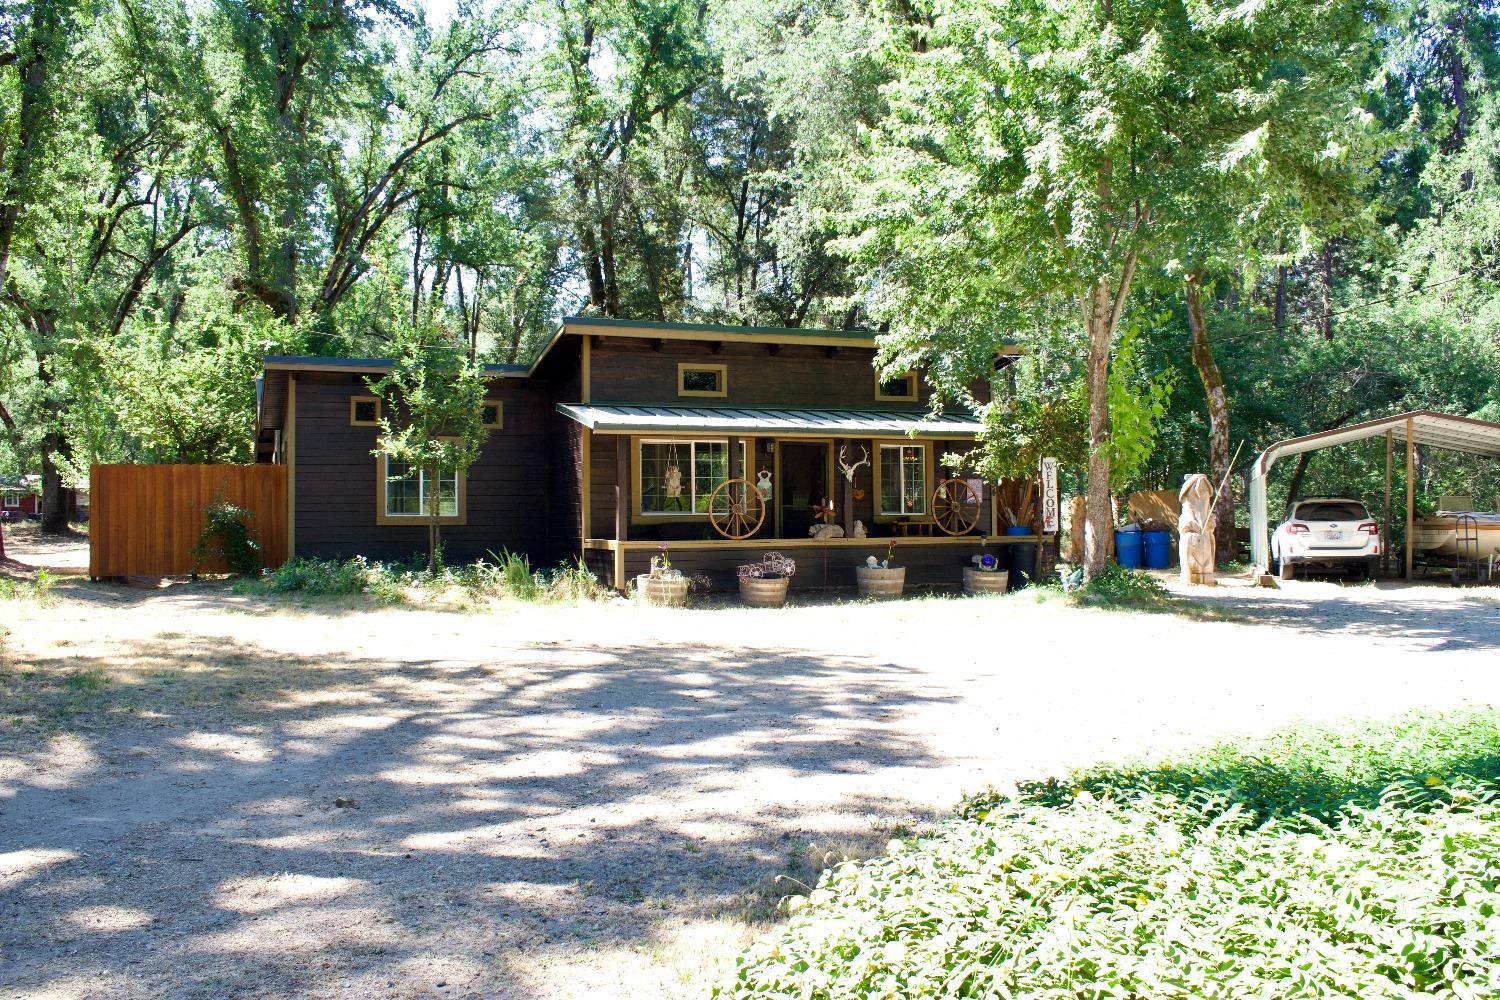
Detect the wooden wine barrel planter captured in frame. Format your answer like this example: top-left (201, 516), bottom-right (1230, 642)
top-left (962, 567), bottom-right (1010, 595)
top-left (856, 565), bottom-right (906, 598)
top-left (739, 575), bottom-right (790, 608)
top-left (636, 574), bottom-right (689, 607)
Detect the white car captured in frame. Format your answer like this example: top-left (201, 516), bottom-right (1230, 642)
top-left (1271, 498), bottom-right (1382, 580)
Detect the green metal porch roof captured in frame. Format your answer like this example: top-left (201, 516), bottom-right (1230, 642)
top-left (556, 403), bottom-right (984, 437)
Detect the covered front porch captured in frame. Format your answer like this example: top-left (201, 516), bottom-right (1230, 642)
top-left (560, 402), bottom-right (1041, 591)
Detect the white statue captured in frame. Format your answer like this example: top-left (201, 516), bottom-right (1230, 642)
top-left (851, 519), bottom-right (867, 539)
top-left (1178, 473), bottom-right (1216, 586)
top-left (809, 523), bottom-right (845, 540)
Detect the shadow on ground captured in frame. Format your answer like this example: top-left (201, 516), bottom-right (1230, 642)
top-left (1180, 579), bottom-right (1500, 652)
top-left (1, 627), bottom-right (954, 999)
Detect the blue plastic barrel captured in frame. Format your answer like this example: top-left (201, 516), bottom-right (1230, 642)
top-left (1115, 529), bottom-right (1143, 569)
top-left (1005, 525), bottom-right (1031, 536)
top-left (1142, 530), bottom-right (1172, 569)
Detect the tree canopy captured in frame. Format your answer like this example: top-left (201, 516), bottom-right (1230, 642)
top-left (2, 0), bottom-right (1497, 551)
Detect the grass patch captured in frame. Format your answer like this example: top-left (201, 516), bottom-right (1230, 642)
top-left (0, 568), bottom-right (57, 605)
top-left (718, 707), bottom-right (1500, 999)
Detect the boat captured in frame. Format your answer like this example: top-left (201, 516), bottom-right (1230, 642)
top-left (1413, 511), bottom-right (1500, 557)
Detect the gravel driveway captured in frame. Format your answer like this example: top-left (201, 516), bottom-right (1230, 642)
top-left (3, 577), bottom-right (1500, 998)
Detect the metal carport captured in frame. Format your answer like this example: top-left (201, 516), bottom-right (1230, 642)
top-left (1249, 410), bottom-right (1500, 577)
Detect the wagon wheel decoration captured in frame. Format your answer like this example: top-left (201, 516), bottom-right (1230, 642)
top-left (707, 477), bottom-right (767, 539)
top-left (932, 478), bottom-right (981, 536)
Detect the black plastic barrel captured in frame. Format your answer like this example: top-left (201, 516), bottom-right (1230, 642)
top-left (1007, 541), bottom-right (1036, 590)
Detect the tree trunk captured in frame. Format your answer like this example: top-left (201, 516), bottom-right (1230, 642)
top-left (1318, 243), bottom-right (1334, 339)
top-left (1083, 279), bottom-right (1115, 580)
top-left (1273, 265), bottom-right (1287, 333)
top-left (40, 428), bottom-right (72, 534)
top-left (1185, 270), bottom-right (1232, 562)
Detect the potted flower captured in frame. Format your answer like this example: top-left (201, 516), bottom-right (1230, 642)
top-left (637, 545), bottom-right (689, 606)
top-left (738, 552), bottom-right (796, 607)
top-left (963, 551), bottom-right (1010, 595)
top-left (856, 541), bottom-right (905, 598)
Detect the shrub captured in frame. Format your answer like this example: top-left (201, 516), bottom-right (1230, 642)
top-left (266, 556), bottom-right (405, 602)
top-left (1070, 562), bottom-right (1169, 608)
top-left (718, 708), bottom-right (1500, 999)
top-left (260, 553), bottom-right (606, 605)
top-left (194, 500), bottom-right (262, 576)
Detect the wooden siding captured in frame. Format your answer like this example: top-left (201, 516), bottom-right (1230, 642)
top-left (586, 339), bottom-right (935, 409)
top-left (89, 464), bottom-right (287, 576)
top-left (290, 373), bottom-right (555, 564)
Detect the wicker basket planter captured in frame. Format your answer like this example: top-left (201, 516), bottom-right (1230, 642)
top-left (636, 573), bottom-right (689, 606)
top-left (739, 575), bottom-right (790, 607)
top-left (962, 566), bottom-right (1010, 595)
top-left (856, 565), bottom-right (906, 598)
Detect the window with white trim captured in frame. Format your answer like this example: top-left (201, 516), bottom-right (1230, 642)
top-left (2, 491), bottom-right (19, 509)
top-left (383, 456), bottom-right (458, 517)
top-left (639, 439), bottom-right (747, 515)
top-left (879, 444), bottom-right (927, 516)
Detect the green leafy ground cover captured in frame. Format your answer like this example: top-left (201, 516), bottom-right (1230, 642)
top-left (244, 553), bottom-right (606, 605)
top-left (719, 708), bottom-right (1500, 999)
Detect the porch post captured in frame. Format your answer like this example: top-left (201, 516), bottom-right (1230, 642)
top-left (729, 436), bottom-right (742, 483)
top-left (1405, 418), bottom-right (1414, 580)
top-left (839, 438), bottom-right (853, 535)
top-left (1383, 430), bottom-right (1393, 576)
top-left (615, 436), bottom-right (629, 542)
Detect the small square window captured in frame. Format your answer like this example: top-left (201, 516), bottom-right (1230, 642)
top-left (678, 364), bottom-right (727, 397)
top-left (351, 397), bottom-right (381, 426)
top-left (480, 402), bottom-right (503, 429)
top-left (875, 372), bottom-right (918, 402)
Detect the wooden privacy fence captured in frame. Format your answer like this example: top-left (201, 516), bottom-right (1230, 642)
top-left (89, 464), bottom-right (286, 578)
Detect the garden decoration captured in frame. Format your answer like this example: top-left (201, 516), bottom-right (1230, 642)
top-left (851, 519), bottom-right (867, 538)
top-left (1178, 473), bottom-right (1216, 586)
top-left (637, 546), bottom-right (689, 605)
top-left (838, 445), bottom-right (870, 482)
top-left (809, 522), bottom-right (844, 539)
top-left (933, 478), bottom-right (981, 535)
top-left (707, 477), bottom-right (767, 539)
top-left (661, 442), bottom-right (686, 511)
top-left (963, 551), bottom-right (1009, 594)
top-left (856, 540), bottom-right (904, 597)
top-left (738, 551), bottom-right (797, 607)
top-left (812, 497), bottom-right (837, 523)
top-left (755, 469), bottom-right (773, 499)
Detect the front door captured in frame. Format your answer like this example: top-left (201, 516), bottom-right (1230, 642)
top-left (778, 443), bottom-right (830, 538)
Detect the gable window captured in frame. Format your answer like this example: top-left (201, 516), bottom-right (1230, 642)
top-left (638, 439), bottom-right (747, 515)
top-left (878, 444), bottom-right (928, 516)
top-left (678, 363), bottom-right (727, 398)
top-left (351, 396), bottom-right (381, 426)
top-left (480, 401), bottom-right (503, 429)
top-left (377, 454), bottom-right (464, 524)
top-left (875, 371), bottom-right (918, 402)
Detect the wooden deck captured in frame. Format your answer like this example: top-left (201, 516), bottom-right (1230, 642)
top-left (583, 534), bottom-right (1039, 591)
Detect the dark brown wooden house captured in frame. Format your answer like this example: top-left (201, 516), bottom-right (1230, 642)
top-left (255, 317), bottom-right (1031, 590)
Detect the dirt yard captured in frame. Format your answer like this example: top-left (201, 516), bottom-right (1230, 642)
top-left (3, 569), bottom-right (1500, 1000)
